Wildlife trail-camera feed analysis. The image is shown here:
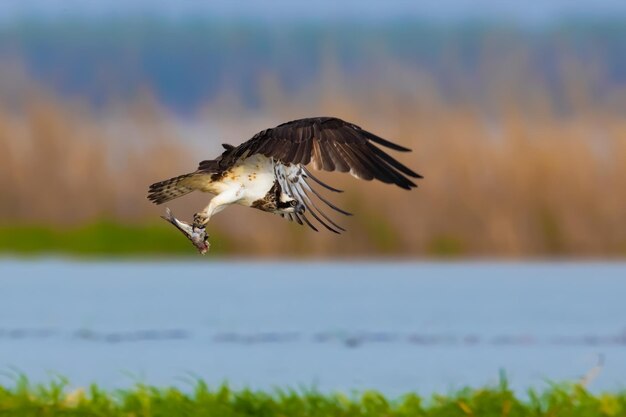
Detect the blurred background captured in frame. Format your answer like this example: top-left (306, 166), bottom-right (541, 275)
top-left (2, 0), bottom-right (626, 258)
top-left (1, 0), bottom-right (626, 397)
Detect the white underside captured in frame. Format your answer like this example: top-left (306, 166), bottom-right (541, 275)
top-left (196, 154), bottom-right (298, 221)
top-left (188, 153), bottom-right (344, 232)
top-left (205, 154), bottom-right (277, 206)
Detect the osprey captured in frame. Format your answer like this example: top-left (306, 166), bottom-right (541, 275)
top-left (148, 117), bottom-right (422, 234)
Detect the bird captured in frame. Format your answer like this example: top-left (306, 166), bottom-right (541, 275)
top-left (147, 116), bottom-right (422, 234)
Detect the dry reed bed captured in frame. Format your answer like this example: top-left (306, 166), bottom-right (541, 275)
top-left (1, 76), bottom-right (625, 257)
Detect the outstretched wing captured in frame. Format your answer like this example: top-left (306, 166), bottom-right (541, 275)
top-left (215, 116), bottom-right (422, 190)
top-left (197, 117), bottom-right (422, 233)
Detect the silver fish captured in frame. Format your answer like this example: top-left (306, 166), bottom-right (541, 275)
top-left (161, 208), bottom-right (210, 254)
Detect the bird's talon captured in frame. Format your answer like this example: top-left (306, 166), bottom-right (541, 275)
top-left (193, 213), bottom-right (208, 229)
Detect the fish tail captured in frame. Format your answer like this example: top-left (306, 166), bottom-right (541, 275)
top-left (160, 207), bottom-right (175, 222)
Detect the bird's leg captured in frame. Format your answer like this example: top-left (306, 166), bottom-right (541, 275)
top-left (193, 186), bottom-right (244, 228)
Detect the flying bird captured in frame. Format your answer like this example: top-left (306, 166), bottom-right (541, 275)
top-left (148, 117), bottom-right (422, 234)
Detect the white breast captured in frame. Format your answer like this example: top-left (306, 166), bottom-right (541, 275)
top-left (204, 154), bottom-right (276, 207)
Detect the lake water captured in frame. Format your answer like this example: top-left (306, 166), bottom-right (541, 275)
top-left (0, 260), bottom-right (625, 396)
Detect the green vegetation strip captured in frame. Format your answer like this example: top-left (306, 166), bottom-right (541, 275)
top-left (0, 377), bottom-right (625, 417)
top-left (0, 221), bottom-right (231, 257)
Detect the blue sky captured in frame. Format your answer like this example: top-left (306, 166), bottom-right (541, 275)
top-left (2, 0), bottom-right (626, 22)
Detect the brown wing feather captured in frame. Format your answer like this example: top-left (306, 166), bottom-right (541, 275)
top-left (215, 117), bottom-right (422, 189)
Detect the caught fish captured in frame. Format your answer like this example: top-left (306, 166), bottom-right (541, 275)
top-left (161, 208), bottom-right (210, 254)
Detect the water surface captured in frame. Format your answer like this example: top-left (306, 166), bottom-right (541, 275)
top-left (1, 260), bottom-right (625, 395)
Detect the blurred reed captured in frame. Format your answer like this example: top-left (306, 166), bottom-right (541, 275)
top-left (1, 54), bottom-right (625, 258)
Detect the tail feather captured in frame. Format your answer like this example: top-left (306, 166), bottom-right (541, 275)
top-left (148, 173), bottom-right (198, 205)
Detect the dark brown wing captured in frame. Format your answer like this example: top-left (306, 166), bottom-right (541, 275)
top-left (211, 117), bottom-right (422, 190)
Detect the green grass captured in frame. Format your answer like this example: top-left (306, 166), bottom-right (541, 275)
top-left (0, 221), bottom-right (232, 257)
top-left (0, 376), bottom-right (625, 417)
top-left (427, 235), bottom-right (465, 257)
